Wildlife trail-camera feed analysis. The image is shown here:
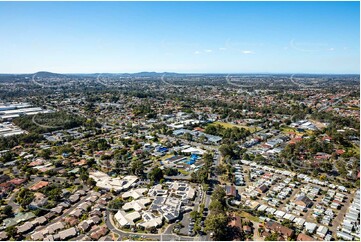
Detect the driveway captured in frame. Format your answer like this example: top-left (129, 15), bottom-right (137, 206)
top-left (253, 222), bottom-right (264, 241)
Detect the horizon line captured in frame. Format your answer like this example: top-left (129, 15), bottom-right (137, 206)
top-left (1, 71), bottom-right (360, 76)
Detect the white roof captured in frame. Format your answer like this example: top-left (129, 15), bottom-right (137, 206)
top-left (266, 207), bottom-right (276, 214)
top-left (114, 210), bottom-right (141, 227)
top-left (317, 225), bottom-right (328, 234)
top-left (122, 198), bottom-right (151, 212)
top-left (305, 222), bottom-right (317, 232)
top-left (258, 205), bottom-right (268, 211)
top-left (275, 210), bottom-right (286, 218)
top-left (138, 217), bottom-right (162, 229)
top-left (181, 147), bottom-right (205, 155)
top-left (283, 213), bottom-right (296, 221)
top-left (122, 188), bottom-right (148, 199)
top-left (294, 217), bottom-right (306, 226)
top-left (89, 171), bottom-right (138, 191)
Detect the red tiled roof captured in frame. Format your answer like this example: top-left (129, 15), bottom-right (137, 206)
top-left (30, 181), bottom-right (49, 191)
top-left (297, 233), bottom-right (314, 241)
top-left (9, 178), bottom-right (26, 185)
top-left (28, 160), bottom-right (43, 167)
top-left (228, 214), bottom-right (242, 228)
top-left (335, 149), bottom-right (345, 155)
top-left (266, 221), bottom-right (294, 238)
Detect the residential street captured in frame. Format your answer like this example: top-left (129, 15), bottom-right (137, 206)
top-left (105, 210), bottom-right (198, 241)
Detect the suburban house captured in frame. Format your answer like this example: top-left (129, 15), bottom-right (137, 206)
top-left (297, 233), bottom-right (314, 241)
top-left (257, 184), bottom-right (269, 194)
top-left (295, 195), bottom-right (313, 208)
top-left (265, 220), bottom-right (294, 239)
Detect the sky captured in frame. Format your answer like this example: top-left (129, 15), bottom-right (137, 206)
top-left (0, 1), bottom-right (359, 74)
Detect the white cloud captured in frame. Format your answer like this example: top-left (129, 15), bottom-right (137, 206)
top-left (241, 50), bottom-right (254, 54)
top-left (219, 47), bottom-right (227, 51)
top-left (328, 47), bottom-right (335, 51)
top-left (194, 51), bottom-right (201, 55)
top-left (204, 49), bottom-right (213, 53)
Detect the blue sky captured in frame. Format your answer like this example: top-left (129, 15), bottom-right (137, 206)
top-left (0, 1), bottom-right (359, 74)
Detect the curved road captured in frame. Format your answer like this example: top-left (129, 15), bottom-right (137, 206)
top-left (105, 211), bottom-right (198, 241)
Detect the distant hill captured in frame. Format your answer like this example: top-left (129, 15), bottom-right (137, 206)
top-left (93, 72), bottom-right (180, 77)
top-left (133, 72), bottom-right (179, 77)
top-left (0, 71), bottom-right (358, 79)
top-left (34, 71), bottom-right (65, 77)
top-left (0, 71), bottom-right (183, 81)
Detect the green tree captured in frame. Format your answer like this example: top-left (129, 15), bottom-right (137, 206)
top-left (130, 159), bottom-right (145, 176)
top-left (205, 213), bottom-right (229, 240)
top-left (203, 153), bottom-right (214, 169)
top-left (209, 200), bottom-right (225, 214)
top-left (15, 188), bottom-right (34, 208)
top-left (108, 197), bottom-right (124, 210)
top-left (191, 167), bottom-right (209, 184)
top-left (163, 167), bottom-right (178, 176)
top-left (190, 211), bottom-right (199, 220)
top-left (5, 226), bottom-right (17, 239)
top-left (2, 205), bottom-right (13, 217)
top-left (264, 232), bottom-right (280, 241)
top-left (219, 144), bottom-right (235, 158)
top-left (87, 178), bottom-right (96, 187)
top-left (212, 185), bottom-right (226, 201)
top-left (39, 149), bottom-right (51, 159)
top-left (148, 167), bottom-right (164, 182)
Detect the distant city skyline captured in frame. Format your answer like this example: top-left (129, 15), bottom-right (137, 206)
top-left (0, 1), bottom-right (359, 74)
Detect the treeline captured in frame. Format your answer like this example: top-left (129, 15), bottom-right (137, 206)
top-left (281, 136), bottom-right (334, 160)
top-left (312, 111), bottom-right (359, 131)
top-left (191, 153), bottom-right (213, 184)
top-left (133, 104), bottom-right (157, 118)
top-left (13, 112), bottom-right (86, 133)
top-left (87, 138), bottom-right (110, 151)
top-left (204, 186), bottom-right (242, 240)
top-left (205, 124), bottom-right (251, 141)
top-left (0, 133), bottom-right (43, 151)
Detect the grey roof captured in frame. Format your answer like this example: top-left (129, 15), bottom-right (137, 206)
top-left (31, 231), bottom-right (44, 241)
top-left (0, 231), bottom-right (8, 241)
top-left (295, 195), bottom-right (313, 206)
top-left (47, 221), bottom-right (64, 234)
top-left (17, 221), bottom-right (33, 234)
top-left (32, 216), bottom-right (47, 226)
top-left (78, 221), bottom-right (91, 231)
top-left (58, 227), bottom-right (77, 240)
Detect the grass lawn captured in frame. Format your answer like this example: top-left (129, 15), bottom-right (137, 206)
top-left (308, 119), bottom-right (328, 129)
top-left (333, 105), bottom-right (360, 111)
top-left (279, 126), bottom-right (314, 136)
top-left (348, 106), bottom-right (360, 111)
top-left (120, 227), bottom-right (133, 232)
top-left (2, 169), bottom-right (11, 175)
top-left (161, 154), bottom-right (174, 161)
top-left (66, 185), bottom-right (77, 193)
top-left (212, 121), bottom-right (258, 133)
top-left (239, 211), bottom-right (260, 223)
top-left (351, 144), bottom-right (360, 157)
top-left (305, 130), bottom-right (314, 136)
top-left (280, 126), bottom-right (296, 133)
top-left (178, 169), bottom-right (190, 175)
